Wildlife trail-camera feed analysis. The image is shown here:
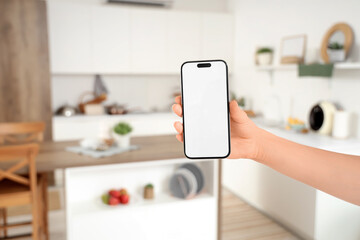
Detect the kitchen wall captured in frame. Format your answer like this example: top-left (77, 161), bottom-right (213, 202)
top-left (50, 0), bottom-right (229, 113)
top-left (228, 0), bottom-right (360, 137)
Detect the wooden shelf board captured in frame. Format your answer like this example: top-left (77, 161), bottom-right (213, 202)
top-left (69, 193), bottom-right (215, 216)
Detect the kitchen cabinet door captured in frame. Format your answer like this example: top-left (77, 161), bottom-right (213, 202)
top-left (91, 6), bottom-right (131, 73)
top-left (130, 9), bottom-right (169, 73)
top-left (201, 14), bottom-right (234, 70)
top-left (47, 1), bottom-right (92, 73)
top-left (166, 12), bottom-right (202, 72)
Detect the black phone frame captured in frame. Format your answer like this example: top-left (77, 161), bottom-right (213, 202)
top-left (180, 59), bottom-right (231, 159)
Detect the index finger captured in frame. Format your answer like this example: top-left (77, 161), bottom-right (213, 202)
top-left (175, 96), bottom-right (181, 105)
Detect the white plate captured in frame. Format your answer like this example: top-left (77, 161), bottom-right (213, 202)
top-left (175, 168), bottom-right (198, 199)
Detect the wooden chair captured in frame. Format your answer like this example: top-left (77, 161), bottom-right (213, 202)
top-left (0, 122), bottom-right (45, 145)
top-left (0, 122), bottom-right (48, 240)
top-left (0, 144), bottom-right (41, 239)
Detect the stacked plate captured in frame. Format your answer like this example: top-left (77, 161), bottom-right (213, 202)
top-left (169, 163), bottom-right (204, 199)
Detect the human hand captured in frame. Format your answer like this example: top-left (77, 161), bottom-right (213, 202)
top-left (172, 96), bottom-right (264, 160)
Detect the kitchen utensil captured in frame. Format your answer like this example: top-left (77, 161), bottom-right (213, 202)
top-left (80, 138), bottom-right (109, 151)
top-left (84, 104), bottom-right (105, 115)
top-left (106, 104), bottom-right (128, 115)
top-left (55, 104), bottom-right (77, 117)
top-left (94, 74), bottom-right (108, 97)
top-left (309, 101), bottom-right (337, 135)
top-left (78, 91), bottom-right (107, 113)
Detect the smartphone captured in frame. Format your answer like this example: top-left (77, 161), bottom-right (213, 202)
top-left (180, 60), bottom-right (230, 159)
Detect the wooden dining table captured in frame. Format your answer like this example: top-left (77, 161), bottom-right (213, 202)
top-left (36, 135), bottom-right (185, 172)
top-left (0, 134), bottom-right (222, 239)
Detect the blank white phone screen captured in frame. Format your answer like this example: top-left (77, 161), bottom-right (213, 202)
top-left (181, 60), bottom-right (230, 158)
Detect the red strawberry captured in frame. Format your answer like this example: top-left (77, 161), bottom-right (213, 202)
top-left (120, 194), bottom-right (130, 204)
top-left (109, 189), bottom-right (121, 198)
top-left (109, 196), bottom-right (120, 206)
top-left (119, 188), bottom-right (128, 196)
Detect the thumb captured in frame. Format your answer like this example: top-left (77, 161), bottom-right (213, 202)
top-left (229, 100), bottom-right (248, 124)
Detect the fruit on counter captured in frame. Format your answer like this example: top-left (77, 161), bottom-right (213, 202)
top-left (109, 189), bottom-right (121, 198)
top-left (119, 188), bottom-right (128, 196)
top-left (101, 194), bottom-right (110, 204)
top-left (286, 117), bottom-right (308, 134)
top-left (109, 196), bottom-right (120, 206)
top-left (287, 117), bottom-right (304, 125)
top-left (120, 194), bottom-right (130, 204)
top-left (102, 188), bottom-right (130, 206)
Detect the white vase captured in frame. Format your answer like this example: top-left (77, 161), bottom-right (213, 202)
top-left (327, 49), bottom-right (345, 62)
top-left (257, 53), bottom-right (272, 65)
top-left (112, 133), bottom-right (130, 148)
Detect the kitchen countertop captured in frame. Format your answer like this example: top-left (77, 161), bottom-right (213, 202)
top-left (4, 118), bottom-right (359, 173)
top-left (252, 118), bottom-right (360, 153)
top-left (0, 134), bottom-right (184, 174)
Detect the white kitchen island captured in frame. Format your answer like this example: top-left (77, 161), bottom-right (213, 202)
top-left (36, 135), bottom-right (221, 240)
top-left (65, 158), bottom-right (219, 240)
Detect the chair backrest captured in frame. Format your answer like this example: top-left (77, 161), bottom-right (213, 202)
top-left (0, 143), bottom-right (39, 187)
top-left (0, 122), bottom-right (45, 145)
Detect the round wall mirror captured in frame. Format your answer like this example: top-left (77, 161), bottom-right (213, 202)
top-left (321, 23), bottom-right (353, 63)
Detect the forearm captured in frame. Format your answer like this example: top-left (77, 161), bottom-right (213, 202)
top-left (255, 128), bottom-right (360, 205)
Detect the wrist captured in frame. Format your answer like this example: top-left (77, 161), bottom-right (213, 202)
top-left (252, 127), bottom-right (273, 163)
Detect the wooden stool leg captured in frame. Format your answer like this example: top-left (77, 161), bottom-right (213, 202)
top-left (42, 173), bottom-right (49, 240)
top-left (32, 200), bottom-right (39, 240)
top-left (37, 181), bottom-right (44, 240)
top-left (2, 208), bottom-right (7, 238)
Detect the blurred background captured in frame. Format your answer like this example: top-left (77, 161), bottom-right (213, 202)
top-left (0, 0), bottom-right (360, 240)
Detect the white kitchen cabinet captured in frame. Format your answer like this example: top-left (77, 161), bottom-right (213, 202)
top-left (130, 9), bottom-right (169, 73)
top-left (91, 6), bottom-right (131, 73)
top-left (48, 2), bottom-right (234, 74)
top-left (201, 14), bottom-right (234, 69)
top-left (166, 12), bottom-right (202, 72)
top-left (47, 1), bottom-right (92, 73)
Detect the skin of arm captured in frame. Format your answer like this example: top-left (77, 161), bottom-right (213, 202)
top-left (172, 96), bottom-right (360, 206)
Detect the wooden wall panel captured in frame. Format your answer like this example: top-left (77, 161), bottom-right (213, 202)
top-left (0, 0), bottom-right (52, 140)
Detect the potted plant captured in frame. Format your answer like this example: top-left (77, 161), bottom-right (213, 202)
top-left (256, 47), bottom-right (273, 65)
top-left (143, 183), bottom-right (154, 199)
top-left (327, 42), bottom-right (345, 62)
top-left (112, 122), bottom-right (132, 148)
top-left (230, 92), bottom-right (248, 110)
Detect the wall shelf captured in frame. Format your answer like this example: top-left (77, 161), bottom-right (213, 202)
top-left (256, 62), bottom-right (360, 71)
top-left (70, 193), bottom-right (215, 216)
top-left (255, 62), bottom-right (360, 86)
